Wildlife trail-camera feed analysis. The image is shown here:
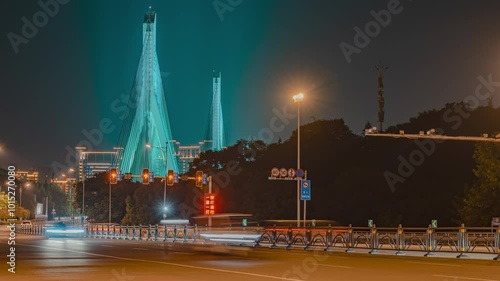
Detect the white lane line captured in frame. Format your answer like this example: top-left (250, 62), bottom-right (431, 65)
top-left (433, 275), bottom-right (499, 281)
top-left (317, 264), bottom-right (353, 269)
top-left (22, 244), bottom-right (302, 281)
top-left (407, 261), bottom-right (460, 267)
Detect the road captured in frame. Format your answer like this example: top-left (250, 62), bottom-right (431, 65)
top-left (1, 227), bottom-right (499, 281)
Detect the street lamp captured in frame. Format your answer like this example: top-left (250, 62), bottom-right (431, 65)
top-left (146, 143), bottom-right (169, 218)
top-left (293, 93), bottom-right (304, 227)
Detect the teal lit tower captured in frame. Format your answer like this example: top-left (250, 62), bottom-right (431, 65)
top-left (118, 8), bottom-right (178, 176)
top-left (205, 71), bottom-right (225, 151)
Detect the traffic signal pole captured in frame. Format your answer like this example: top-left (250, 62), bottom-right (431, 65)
top-left (208, 176), bottom-right (212, 228)
top-left (108, 177), bottom-right (111, 223)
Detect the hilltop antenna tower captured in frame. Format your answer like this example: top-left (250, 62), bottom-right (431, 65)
top-left (373, 61), bottom-right (389, 132)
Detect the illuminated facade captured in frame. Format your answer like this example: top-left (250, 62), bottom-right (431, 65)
top-left (15, 171), bottom-right (39, 183)
top-left (75, 148), bottom-right (122, 182)
top-left (206, 71), bottom-right (226, 151)
top-left (51, 177), bottom-right (76, 194)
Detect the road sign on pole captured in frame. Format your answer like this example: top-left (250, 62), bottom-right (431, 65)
top-left (271, 167), bottom-right (279, 178)
top-left (368, 219), bottom-right (374, 227)
top-left (279, 168), bottom-right (288, 178)
top-left (431, 220), bottom-right (438, 228)
top-left (296, 169), bottom-right (304, 179)
top-left (242, 218), bottom-right (247, 227)
top-left (300, 180), bottom-right (311, 200)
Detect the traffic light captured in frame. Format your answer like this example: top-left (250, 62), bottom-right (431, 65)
top-left (167, 170), bottom-right (174, 186)
top-left (142, 168), bottom-right (149, 185)
top-left (196, 171), bottom-right (203, 188)
top-left (110, 168), bottom-right (118, 184)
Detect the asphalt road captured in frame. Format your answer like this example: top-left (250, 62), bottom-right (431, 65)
top-left (1, 227), bottom-right (499, 281)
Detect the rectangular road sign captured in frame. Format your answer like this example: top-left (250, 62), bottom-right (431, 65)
top-left (242, 219), bottom-right (247, 227)
top-left (368, 219), bottom-right (373, 227)
top-left (431, 220), bottom-right (438, 228)
top-left (300, 180), bottom-right (311, 201)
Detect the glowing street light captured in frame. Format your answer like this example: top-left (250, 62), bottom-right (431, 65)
top-left (293, 93), bottom-right (304, 103)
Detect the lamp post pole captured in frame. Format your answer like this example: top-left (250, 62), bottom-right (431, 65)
top-left (297, 101), bottom-right (301, 228)
top-left (293, 93), bottom-right (304, 228)
top-left (164, 141), bottom-right (168, 219)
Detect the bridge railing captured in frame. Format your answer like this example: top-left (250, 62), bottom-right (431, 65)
top-left (18, 222), bottom-right (500, 259)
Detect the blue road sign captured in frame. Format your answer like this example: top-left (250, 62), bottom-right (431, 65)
top-left (202, 174), bottom-right (208, 184)
top-left (117, 169), bottom-right (122, 181)
top-left (296, 169), bottom-right (305, 179)
top-left (149, 172), bottom-right (154, 183)
top-left (174, 173), bottom-right (179, 184)
top-left (300, 180), bottom-right (311, 200)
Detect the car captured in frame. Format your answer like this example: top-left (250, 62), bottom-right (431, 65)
top-left (45, 222), bottom-right (84, 238)
top-left (21, 220), bottom-right (32, 225)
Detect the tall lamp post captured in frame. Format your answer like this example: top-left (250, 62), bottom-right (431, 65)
top-left (293, 93), bottom-right (304, 227)
top-left (146, 142), bottom-right (169, 218)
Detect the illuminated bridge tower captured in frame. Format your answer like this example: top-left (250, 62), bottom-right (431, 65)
top-left (118, 8), bottom-right (178, 176)
top-left (205, 71), bottom-right (225, 151)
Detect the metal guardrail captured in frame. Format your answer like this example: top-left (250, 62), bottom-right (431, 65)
top-left (18, 222), bottom-right (500, 260)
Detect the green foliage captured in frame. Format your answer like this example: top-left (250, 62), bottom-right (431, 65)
top-left (458, 142), bottom-right (500, 226)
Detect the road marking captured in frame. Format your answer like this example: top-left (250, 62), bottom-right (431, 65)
top-left (318, 264), bottom-right (353, 269)
top-left (133, 248), bottom-right (148, 251)
top-left (433, 275), bottom-right (499, 281)
top-left (407, 261), bottom-right (460, 267)
top-left (22, 244), bottom-right (302, 281)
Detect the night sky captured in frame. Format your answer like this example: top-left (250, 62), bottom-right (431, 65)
top-left (1, 0), bottom-right (500, 171)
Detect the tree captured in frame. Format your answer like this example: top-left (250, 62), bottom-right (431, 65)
top-left (458, 142), bottom-right (500, 226)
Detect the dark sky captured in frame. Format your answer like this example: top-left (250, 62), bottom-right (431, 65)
top-left (1, 0), bottom-right (500, 171)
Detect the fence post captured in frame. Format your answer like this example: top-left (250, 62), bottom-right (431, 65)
top-left (286, 225), bottom-right (293, 250)
top-left (183, 225), bottom-right (188, 243)
top-left (457, 224), bottom-right (469, 258)
top-left (369, 224), bottom-right (378, 254)
top-left (494, 226), bottom-right (499, 261)
top-left (324, 224), bottom-right (333, 251)
top-left (138, 224), bottom-right (143, 240)
top-left (395, 224), bottom-right (405, 255)
top-left (270, 225), bottom-right (278, 248)
top-left (163, 224), bottom-right (168, 242)
top-left (173, 225), bottom-right (178, 243)
top-left (304, 226), bottom-right (312, 250)
top-left (345, 224), bottom-right (354, 252)
top-left (424, 224), bottom-right (435, 257)
top-left (194, 224), bottom-right (198, 243)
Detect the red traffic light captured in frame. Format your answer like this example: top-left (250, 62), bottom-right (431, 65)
top-left (167, 170), bottom-right (174, 186)
top-left (196, 171), bottom-right (203, 188)
top-left (142, 168), bottom-right (150, 185)
top-left (110, 168), bottom-right (118, 184)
